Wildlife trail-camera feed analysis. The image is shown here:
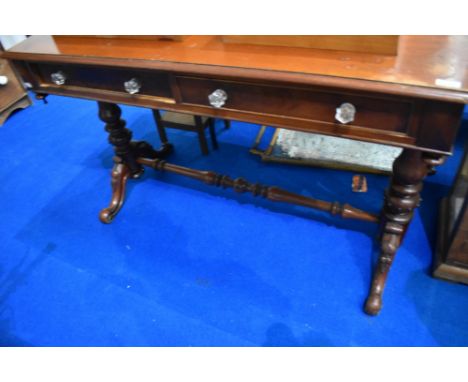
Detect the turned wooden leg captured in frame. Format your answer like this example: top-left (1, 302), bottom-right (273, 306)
top-left (98, 103), bottom-right (176, 223)
top-left (99, 160), bottom-right (131, 223)
top-left (364, 149), bottom-right (443, 315)
top-left (98, 102), bottom-right (144, 223)
top-left (98, 102), bottom-right (143, 177)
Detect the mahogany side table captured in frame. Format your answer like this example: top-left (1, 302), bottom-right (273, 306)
top-left (3, 35), bottom-right (467, 315)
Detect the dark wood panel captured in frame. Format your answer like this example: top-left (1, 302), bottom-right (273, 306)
top-left (6, 61), bottom-right (462, 155)
top-left (176, 76), bottom-right (413, 134)
top-left (416, 101), bottom-right (465, 154)
top-left (433, 149), bottom-right (468, 284)
top-left (34, 63), bottom-right (173, 99)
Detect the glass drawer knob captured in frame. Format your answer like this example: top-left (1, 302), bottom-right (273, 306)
top-left (335, 103), bottom-right (356, 124)
top-left (51, 71), bottom-right (66, 85)
top-left (208, 89), bottom-right (228, 108)
top-left (124, 78), bottom-right (141, 95)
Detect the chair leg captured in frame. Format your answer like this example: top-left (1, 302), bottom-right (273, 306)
top-left (197, 129), bottom-right (209, 155)
top-left (223, 119), bottom-right (231, 129)
top-left (194, 115), bottom-right (209, 155)
top-left (156, 124), bottom-right (169, 145)
top-left (209, 119), bottom-right (219, 150)
top-left (152, 110), bottom-right (169, 145)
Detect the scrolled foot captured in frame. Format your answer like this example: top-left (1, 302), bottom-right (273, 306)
top-left (100, 208), bottom-right (117, 224)
top-left (364, 293), bottom-right (382, 316)
top-left (99, 162), bottom-right (131, 224)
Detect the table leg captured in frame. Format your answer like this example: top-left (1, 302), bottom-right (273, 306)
top-left (364, 149), bottom-right (443, 315)
top-left (98, 102), bottom-right (143, 177)
top-left (97, 102), bottom-right (174, 223)
top-left (99, 160), bottom-right (131, 223)
top-left (98, 102), bottom-right (143, 223)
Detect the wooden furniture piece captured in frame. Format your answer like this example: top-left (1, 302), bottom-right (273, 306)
top-left (152, 110), bottom-right (228, 155)
top-left (3, 35), bottom-right (467, 316)
top-left (0, 43), bottom-right (31, 126)
top-left (72, 36), bottom-right (186, 42)
top-left (434, 148), bottom-right (468, 284)
top-left (221, 35), bottom-right (400, 55)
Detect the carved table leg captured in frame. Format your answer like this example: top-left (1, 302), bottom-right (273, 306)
top-left (97, 102), bottom-right (174, 223)
top-left (364, 149), bottom-right (443, 315)
top-left (98, 102), bottom-right (143, 223)
top-left (99, 159), bottom-right (131, 223)
top-left (98, 102), bottom-right (143, 177)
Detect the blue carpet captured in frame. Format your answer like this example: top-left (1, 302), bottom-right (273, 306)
top-left (0, 95), bottom-right (467, 346)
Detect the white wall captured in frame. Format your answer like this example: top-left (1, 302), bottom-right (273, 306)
top-left (0, 35), bottom-right (27, 50)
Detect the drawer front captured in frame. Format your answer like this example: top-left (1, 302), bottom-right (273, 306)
top-left (177, 76), bottom-right (413, 133)
top-left (36, 63), bottom-right (173, 99)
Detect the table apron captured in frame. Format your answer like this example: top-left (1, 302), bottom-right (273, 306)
top-left (15, 60), bottom-right (465, 156)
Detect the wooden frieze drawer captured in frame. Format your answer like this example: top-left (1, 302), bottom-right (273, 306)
top-left (34, 63), bottom-right (173, 99)
top-left (176, 76), bottom-right (413, 135)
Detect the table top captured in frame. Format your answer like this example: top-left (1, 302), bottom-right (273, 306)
top-left (4, 35), bottom-right (468, 102)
